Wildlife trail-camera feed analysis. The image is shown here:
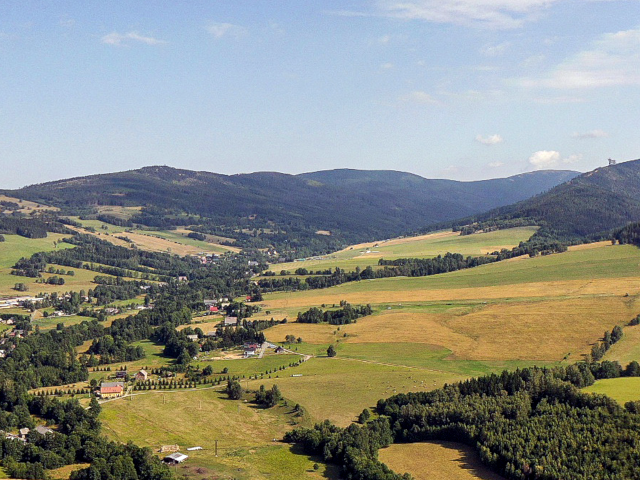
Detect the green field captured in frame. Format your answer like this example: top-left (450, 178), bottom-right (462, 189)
top-left (583, 377), bottom-right (640, 404)
top-left (132, 229), bottom-right (233, 254)
top-left (100, 387), bottom-right (334, 480)
top-left (268, 227), bottom-right (538, 273)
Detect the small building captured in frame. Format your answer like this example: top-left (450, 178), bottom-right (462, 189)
top-left (224, 316), bottom-right (238, 326)
top-left (203, 299), bottom-right (217, 307)
top-left (177, 276), bottom-right (188, 282)
top-left (274, 346), bottom-right (284, 354)
top-left (163, 452), bottom-right (188, 465)
top-left (115, 371), bottom-right (127, 379)
top-left (0, 350), bottom-right (6, 358)
top-left (186, 334), bottom-right (199, 342)
top-left (135, 369), bottom-right (148, 381)
top-left (205, 331), bottom-right (217, 338)
top-left (99, 382), bottom-right (124, 398)
top-left (209, 306), bottom-right (219, 313)
top-left (19, 428), bottom-right (29, 439)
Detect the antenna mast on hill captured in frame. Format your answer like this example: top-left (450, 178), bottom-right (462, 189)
top-left (608, 158), bottom-right (617, 166)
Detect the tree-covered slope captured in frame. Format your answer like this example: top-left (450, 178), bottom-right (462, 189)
top-left (4, 166), bottom-right (577, 243)
top-left (452, 159), bottom-right (640, 239)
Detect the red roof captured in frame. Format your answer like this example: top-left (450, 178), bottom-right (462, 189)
top-left (209, 306), bottom-right (219, 312)
top-left (100, 386), bottom-right (123, 394)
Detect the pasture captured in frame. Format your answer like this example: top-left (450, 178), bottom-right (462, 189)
top-left (256, 241), bottom-right (640, 429)
top-left (379, 441), bottom-right (506, 480)
top-left (100, 388), bottom-right (333, 480)
top-left (583, 377), bottom-right (640, 405)
top-left (268, 227), bottom-right (538, 273)
top-left (0, 194), bottom-right (58, 214)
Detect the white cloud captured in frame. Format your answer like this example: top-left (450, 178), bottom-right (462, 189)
top-left (373, 0), bottom-right (560, 29)
top-left (529, 150), bottom-right (560, 169)
top-left (380, 62), bottom-right (394, 70)
top-left (101, 31), bottom-right (166, 46)
top-left (488, 161), bottom-right (505, 167)
top-left (529, 150), bottom-right (582, 169)
top-left (476, 134), bottom-right (504, 145)
top-left (571, 129), bottom-right (609, 139)
top-left (480, 42), bottom-right (510, 57)
top-left (518, 27), bottom-right (640, 89)
top-left (207, 22), bottom-right (247, 39)
top-left (399, 90), bottom-right (439, 105)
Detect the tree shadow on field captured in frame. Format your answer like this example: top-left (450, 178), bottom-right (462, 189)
top-left (441, 441), bottom-right (506, 480)
top-left (288, 444), bottom-right (342, 479)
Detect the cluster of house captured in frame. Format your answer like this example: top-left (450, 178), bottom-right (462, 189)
top-left (194, 252), bottom-right (221, 265)
top-left (4, 425), bottom-right (54, 443)
top-left (97, 370), bottom-right (148, 398)
top-left (243, 343), bottom-right (260, 357)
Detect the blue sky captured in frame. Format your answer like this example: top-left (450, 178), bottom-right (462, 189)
top-left (1, 1), bottom-right (639, 188)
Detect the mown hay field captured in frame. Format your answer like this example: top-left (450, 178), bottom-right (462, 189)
top-left (379, 441), bottom-right (506, 480)
top-left (268, 227), bottom-right (538, 273)
top-left (100, 388), bottom-right (334, 480)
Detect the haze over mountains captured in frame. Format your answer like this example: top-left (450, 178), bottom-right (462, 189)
top-left (5, 166), bottom-right (578, 241)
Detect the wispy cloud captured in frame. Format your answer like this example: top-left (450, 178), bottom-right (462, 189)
top-left (571, 129), bottom-right (609, 139)
top-left (380, 62), bottom-right (394, 70)
top-left (207, 22), bottom-right (247, 39)
top-left (476, 134), bottom-right (504, 145)
top-left (488, 161), bottom-right (505, 167)
top-left (518, 27), bottom-right (640, 89)
top-left (529, 150), bottom-right (582, 169)
top-left (101, 31), bottom-right (166, 46)
top-left (373, 0), bottom-right (560, 29)
top-left (480, 42), bottom-right (510, 57)
top-left (398, 90), bottom-right (439, 105)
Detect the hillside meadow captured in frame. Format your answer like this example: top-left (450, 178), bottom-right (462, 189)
top-left (267, 227), bottom-right (538, 273)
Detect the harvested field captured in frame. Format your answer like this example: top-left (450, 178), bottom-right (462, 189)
top-left (379, 441), bottom-right (506, 480)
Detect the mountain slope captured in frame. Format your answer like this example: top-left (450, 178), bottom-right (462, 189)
top-left (5, 166), bottom-right (578, 242)
top-left (459, 159), bottom-right (640, 238)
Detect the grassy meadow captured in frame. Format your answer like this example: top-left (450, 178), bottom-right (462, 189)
top-left (268, 227), bottom-right (538, 273)
top-left (583, 377), bottom-right (640, 405)
top-left (379, 441), bottom-right (506, 480)
top-left (100, 388), bottom-right (335, 480)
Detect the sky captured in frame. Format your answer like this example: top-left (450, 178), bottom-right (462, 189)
top-left (1, 1), bottom-right (639, 188)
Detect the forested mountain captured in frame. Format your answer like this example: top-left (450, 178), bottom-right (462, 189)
top-left (4, 166), bottom-right (577, 243)
top-left (450, 159), bottom-right (640, 239)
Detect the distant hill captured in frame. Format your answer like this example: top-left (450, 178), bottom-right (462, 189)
top-left (456, 159), bottom-right (640, 239)
top-left (4, 166), bottom-right (578, 243)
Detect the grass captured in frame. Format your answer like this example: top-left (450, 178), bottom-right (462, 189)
top-left (33, 314), bottom-right (95, 331)
top-left (268, 227), bottom-right (537, 273)
top-left (379, 441), bottom-right (506, 480)
top-left (603, 323), bottom-right (640, 366)
top-left (132, 229), bottom-right (237, 254)
top-left (100, 388), bottom-right (334, 480)
top-left (583, 377), bottom-right (640, 405)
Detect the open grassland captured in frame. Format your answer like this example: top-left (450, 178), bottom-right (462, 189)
top-left (583, 377), bottom-right (640, 404)
top-left (603, 324), bottom-right (640, 365)
top-left (0, 194), bottom-right (58, 214)
top-left (261, 244), bottom-right (640, 311)
top-left (255, 356), bottom-right (469, 426)
top-left (257, 242), bottom-right (640, 429)
top-left (100, 388), bottom-right (334, 480)
top-left (379, 441), bottom-right (506, 480)
top-left (33, 314), bottom-right (94, 331)
top-left (134, 229), bottom-right (239, 253)
top-left (268, 227), bottom-right (538, 273)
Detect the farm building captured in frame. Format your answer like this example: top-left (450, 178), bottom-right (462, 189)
top-left (186, 334), bottom-right (199, 342)
top-left (209, 306), bottom-right (219, 312)
top-left (99, 382), bottom-right (124, 398)
top-left (135, 369), bottom-right (148, 381)
top-left (224, 316), bottom-right (238, 326)
top-left (163, 453), bottom-right (188, 465)
top-left (115, 371), bottom-right (127, 379)
top-left (244, 342), bottom-right (260, 357)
